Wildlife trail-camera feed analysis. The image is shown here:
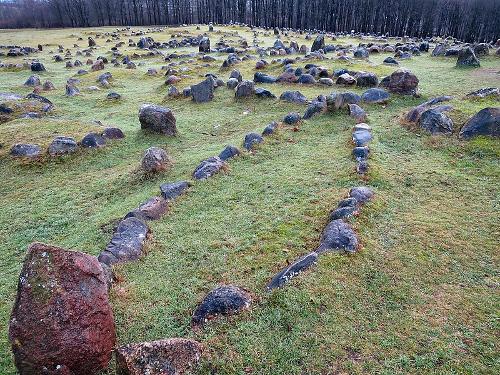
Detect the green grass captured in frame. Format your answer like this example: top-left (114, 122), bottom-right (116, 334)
top-left (0, 25), bottom-right (499, 374)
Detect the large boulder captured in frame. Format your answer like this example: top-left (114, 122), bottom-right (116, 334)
top-left (141, 147), bottom-right (171, 173)
top-left (419, 109), bottom-right (454, 135)
top-left (98, 217), bottom-right (150, 265)
top-left (81, 132), bottom-right (106, 148)
top-left (379, 69), bottom-right (419, 95)
top-left (456, 47), bottom-right (480, 68)
top-left (116, 338), bottom-right (203, 375)
top-left (192, 285), bottom-right (251, 326)
top-left (459, 108), bottom-right (500, 139)
top-left (405, 96), bottom-right (453, 123)
top-left (9, 243), bottom-right (116, 375)
top-left (311, 34), bottom-right (325, 52)
top-left (191, 77), bottom-right (214, 103)
top-left (139, 104), bottom-right (177, 135)
top-left (354, 47), bottom-right (369, 58)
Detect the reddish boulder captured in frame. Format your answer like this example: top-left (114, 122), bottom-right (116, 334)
top-left (9, 242), bottom-right (116, 375)
top-left (379, 69), bottom-right (419, 95)
top-left (116, 338), bottom-right (203, 375)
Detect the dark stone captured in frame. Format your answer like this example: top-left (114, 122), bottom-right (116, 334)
top-left (405, 96), bottom-right (453, 123)
top-left (142, 147), bottom-right (171, 173)
top-left (348, 104), bottom-right (367, 123)
top-left (219, 145), bottom-right (240, 160)
top-left (193, 156), bottom-right (227, 180)
top-left (139, 104), bottom-right (177, 135)
top-left (456, 47), bottom-right (480, 68)
top-left (255, 88), bottom-right (276, 98)
top-left (262, 121), bottom-right (278, 136)
top-left (357, 160), bottom-right (369, 175)
top-left (466, 88), bottom-right (499, 99)
top-left (383, 56), bottom-right (399, 65)
top-left (354, 47), bottom-right (369, 58)
top-left (235, 80), bottom-right (255, 98)
top-left (474, 43), bottom-right (489, 56)
top-left (353, 146), bottom-right (370, 160)
top-left (229, 69), bottom-right (242, 82)
top-left (102, 127), bottom-right (125, 139)
top-left (65, 84), bottom-right (80, 96)
top-left (160, 181), bottom-right (191, 200)
top-left (125, 196), bottom-right (168, 221)
top-left (279, 90), bottom-right (307, 104)
top-left (243, 132), bottom-right (263, 150)
top-left (284, 112), bottom-right (301, 125)
top-left (349, 186), bottom-right (374, 204)
top-left (311, 34), bottom-right (325, 52)
top-left (355, 72), bottom-right (378, 87)
top-left (9, 243), bottom-right (116, 375)
top-left (116, 338), bottom-right (203, 375)
top-left (30, 62), bottom-right (45, 72)
top-left (88, 37), bottom-right (96, 47)
top-left (48, 136), bottom-right (78, 156)
top-left (336, 73), bottom-right (356, 85)
top-left (191, 77), bottom-right (214, 103)
top-left (297, 74), bottom-right (316, 84)
top-left (107, 92), bottom-right (121, 100)
top-left (10, 143), bottom-right (41, 159)
top-left (379, 69), bottom-right (419, 95)
top-left (199, 37), bottom-right (210, 52)
top-left (361, 88), bottom-right (390, 104)
top-left (303, 99), bottom-right (326, 119)
top-left (98, 217), bottom-right (150, 266)
top-left (419, 109), bottom-right (454, 134)
top-left (24, 75), bottom-right (41, 86)
top-left (329, 206), bottom-right (357, 221)
top-left (459, 108), bottom-right (500, 140)
top-left (266, 252), bottom-right (318, 290)
top-left (192, 285), bottom-right (252, 326)
top-left (81, 132), bottom-right (106, 148)
top-left (254, 72), bottom-right (277, 83)
top-left (316, 219), bottom-right (358, 254)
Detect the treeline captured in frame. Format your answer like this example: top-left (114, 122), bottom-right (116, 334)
top-left (0, 0), bottom-right (499, 42)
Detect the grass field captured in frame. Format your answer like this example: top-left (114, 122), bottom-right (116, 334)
top-left (0, 25), bottom-right (499, 374)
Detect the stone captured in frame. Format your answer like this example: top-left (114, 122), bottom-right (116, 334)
top-left (284, 112), bottom-right (301, 125)
top-left (459, 108), bottom-right (500, 139)
top-left (379, 69), bottom-right (419, 95)
top-left (348, 104), bottom-right (367, 123)
top-left (357, 160), bottom-right (369, 175)
top-left (192, 285), bottom-right (251, 326)
top-left (107, 92), bottom-right (121, 100)
top-left (235, 80), bottom-right (255, 98)
top-left (352, 130), bottom-right (372, 146)
top-left (191, 77), bottom-right (214, 103)
top-left (88, 36), bottom-right (96, 47)
top-left (102, 127), bottom-right (125, 139)
top-left (160, 181), bottom-right (191, 200)
top-left (336, 73), bottom-right (356, 85)
top-left (10, 143), bottom-right (41, 159)
top-left (98, 217), bottom-right (150, 266)
top-left (116, 338), bottom-right (203, 375)
top-left (276, 71), bottom-right (298, 83)
top-left (227, 78), bottom-right (239, 89)
top-left (361, 88), bottom-right (390, 104)
top-left (267, 252), bottom-right (318, 290)
top-left (354, 47), bottom-right (369, 58)
top-left (48, 136), bottom-right (78, 156)
top-left (297, 74), bottom-right (316, 84)
top-left (91, 59), bottom-right (105, 71)
top-left (319, 77), bottom-right (334, 86)
top-left (65, 84), bottom-right (80, 96)
top-left (349, 186), bottom-right (374, 204)
top-left (199, 37), bottom-right (210, 52)
top-left (303, 99), bottom-right (327, 119)
top-left (383, 56), bottom-right (399, 65)
top-left (473, 43), bottom-right (489, 56)
top-left (254, 72), bottom-right (277, 83)
top-left (167, 86), bottom-right (180, 97)
top-left (125, 196), bottom-right (168, 221)
top-left (42, 80), bottom-right (55, 91)
top-left (24, 75), bottom-right (40, 86)
top-left (419, 109), bottom-right (454, 134)
top-left (466, 88), bottom-right (499, 99)
top-left (280, 90), bottom-right (307, 104)
top-left (255, 88), bottom-right (276, 98)
top-left (193, 156), bottom-right (227, 180)
top-left (218, 145), bottom-right (240, 160)
top-left (311, 34), bottom-right (325, 52)
top-left (81, 132), bottom-right (106, 148)
top-left (9, 242), bottom-right (115, 375)
top-left (141, 147), bottom-right (171, 173)
top-left (456, 47), bottom-right (480, 68)
top-left (355, 72), bottom-right (378, 87)
top-left (229, 69), bottom-right (242, 82)
top-left (165, 75), bottom-right (181, 85)
top-left (30, 61), bottom-right (45, 72)
top-left (353, 146), bottom-right (370, 160)
top-left (243, 132), bottom-right (263, 150)
top-left (262, 121), bottom-right (278, 136)
top-left (405, 96), bottom-right (453, 123)
top-left (316, 219), bottom-right (358, 254)
top-left (329, 205), bottom-right (358, 221)
top-left (139, 104), bottom-right (177, 136)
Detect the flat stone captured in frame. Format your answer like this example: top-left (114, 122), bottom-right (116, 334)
top-left (48, 136), bottom-right (78, 156)
top-left (353, 146), bottom-right (369, 160)
top-left (191, 76), bottom-right (214, 103)
top-left (98, 217), bottom-right (150, 266)
top-left (348, 104), bottom-right (367, 123)
top-left (267, 252), bottom-right (318, 290)
top-left (160, 181), bottom-right (191, 200)
top-left (262, 121), bottom-right (278, 136)
top-left (116, 338), bottom-right (203, 375)
top-left (255, 88), bottom-right (276, 98)
top-left (10, 143), bottom-right (41, 159)
top-left (280, 90), bottom-right (307, 104)
top-left (361, 88), bottom-right (390, 104)
top-left (419, 108), bottom-right (454, 134)
top-left (192, 285), bottom-right (251, 326)
top-left (125, 196), bottom-right (168, 221)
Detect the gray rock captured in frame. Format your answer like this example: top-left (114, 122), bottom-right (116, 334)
top-left (354, 47), bottom-right (369, 58)
top-left (311, 34), bottom-right (325, 52)
top-left (218, 145), bottom-right (240, 160)
top-left (243, 132), bottom-right (263, 150)
top-left (459, 107), bottom-right (500, 139)
top-left (193, 156), bottom-right (227, 180)
top-left (355, 72), bottom-right (378, 87)
top-left (48, 136), bottom-right (78, 156)
top-left (139, 104), bottom-right (177, 135)
top-left (191, 77), bottom-right (214, 103)
top-left (349, 186), bottom-right (374, 204)
top-left (141, 147), bottom-right (171, 173)
top-left (419, 109), bottom-right (454, 134)
top-left (125, 196), bottom-right (168, 221)
top-left (10, 143), bottom-right (41, 159)
top-left (254, 72), bottom-right (277, 83)
top-left (353, 146), bottom-right (370, 160)
top-left (317, 219), bottom-right (358, 253)
top-left (280, 90), bottom-right (307, 104)
top-left (24, 75), bottom-right (40, 86)
top-left (352, 130), bottom-right (372, 146)
top-left (160, 181), bottom-right (191, 200)
top-left (262, 121), bottom-right (278, 136)
top-left (255, 88), bottom-right (276, 98)
top-left (227, 78), bottom-right (239, 89)
top-left (235, 80), bottom-right (255, 98)
top-left (361, 88), bottom-right (390, 104)
top-left (457, 47), bottom-right (480, 68)
top-left (199, 37), bottom-right (210, 52)
top-left (80, 133), bottom-right (106, 148)
top-left (348, 104), bottom-right (367, 123)
top-left (284, 112), bottom-right (301, 125)
top-left (102, 127), bottom-right (125, 139)
top-left (266, 252), bottom-right (318, 290)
